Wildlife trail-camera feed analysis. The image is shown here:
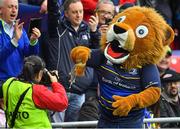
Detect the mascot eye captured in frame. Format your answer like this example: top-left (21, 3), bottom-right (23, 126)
top-left (117, 16), bottom-right (126, 22)
top-left (135, 25), bottom-right (148, 38)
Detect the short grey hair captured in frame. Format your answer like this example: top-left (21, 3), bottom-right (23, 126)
top-left (96, 0), bottom-right (115, 10)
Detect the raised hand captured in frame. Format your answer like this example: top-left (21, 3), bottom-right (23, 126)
top-left (70, 46), bottom-right (91, 76)
top-left (70, 46), bottom-right (91, 64)
top-left (99, 24), bottom-right (109, 35)
top-left (13, 19), bottom-right (24, 42)
top-left (89, 13), bottom-right (99, 32)
top-left (30, 27), bottom-right (41, 43)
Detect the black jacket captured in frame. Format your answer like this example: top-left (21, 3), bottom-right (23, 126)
top-left (160, 92), bottom-right (180, 128)
top-left (46, 0), bottom-right (100, 94)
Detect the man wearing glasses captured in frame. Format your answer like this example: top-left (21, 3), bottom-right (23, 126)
top-left (95, 0), bottom-right (115, 34)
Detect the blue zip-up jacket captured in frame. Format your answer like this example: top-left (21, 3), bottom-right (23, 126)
top-left (0, 20), bottom-right (39, 81)
top-left (47, 0), bottom-right (100, 94)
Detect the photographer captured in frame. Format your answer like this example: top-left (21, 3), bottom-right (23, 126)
top-left (0, 55), bottom-right (68, 128)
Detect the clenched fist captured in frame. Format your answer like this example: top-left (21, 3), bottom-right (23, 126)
top-left (70, 46), bottom-right (91, 76)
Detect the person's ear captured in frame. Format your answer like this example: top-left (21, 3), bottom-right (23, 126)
top-left (64, 10), bottom-right (68, 18)
top-left (164, 24), bottom-right (175, 46)
top-left (38, 70), bottom-right (44, 80)
top-left (34, 70), bottom-right (43, 83)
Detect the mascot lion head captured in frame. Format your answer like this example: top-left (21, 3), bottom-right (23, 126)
top-left (102, 6), bottom-right (174, 70)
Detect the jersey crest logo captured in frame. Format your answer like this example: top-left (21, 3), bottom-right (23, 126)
top-left (129, 68), bottom-right (138, 75)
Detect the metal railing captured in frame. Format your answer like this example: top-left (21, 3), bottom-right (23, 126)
top-left (52, 117), bottom-right (180, 128)
top-left (52, 121), bottom-right (97, 128)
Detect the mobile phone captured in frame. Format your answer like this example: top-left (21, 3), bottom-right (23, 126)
top-left (105, 18), bottom-right (112, 25)
top-left (28, 17), bottom-right (42, 35)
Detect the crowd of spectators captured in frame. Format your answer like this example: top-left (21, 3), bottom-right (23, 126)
top-left (0, 0), bottom-right (180, 128)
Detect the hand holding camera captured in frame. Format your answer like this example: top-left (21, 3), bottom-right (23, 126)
top-left (47, 70), bottom-right (59, 83)
top-left (40, 68), bottom-right (59, 85)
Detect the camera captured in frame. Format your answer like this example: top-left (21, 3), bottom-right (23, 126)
top-left (40, 68), bottom-right (58, 85)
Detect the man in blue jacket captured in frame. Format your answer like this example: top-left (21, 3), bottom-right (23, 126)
top-left (47, 0), bottom-right (99, 122)
top-left (0, 0), bottom-right (41, 97)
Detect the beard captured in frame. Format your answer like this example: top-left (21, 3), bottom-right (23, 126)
top-left (168, 89), bottom-right (179, 98)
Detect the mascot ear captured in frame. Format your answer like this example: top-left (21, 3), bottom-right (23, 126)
top-left (164, 24), bottom-right (174, 46)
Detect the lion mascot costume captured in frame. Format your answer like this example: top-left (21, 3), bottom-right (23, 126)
top-left (70, 6), bottom-right (174, 128)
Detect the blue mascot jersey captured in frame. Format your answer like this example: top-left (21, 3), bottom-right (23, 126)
top-left (96, 62), bottom-right (161, 122)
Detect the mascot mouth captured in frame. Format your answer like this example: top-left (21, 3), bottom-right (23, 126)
top-left (107, 40), bottom-right (129, 59)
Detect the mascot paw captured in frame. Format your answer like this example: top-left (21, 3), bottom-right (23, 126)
top-left (112, 87), bottom-right (160, 116)
top-left (112, 95), bottom-right (134, 116)
top-left (71, 46), bottom-right (91, 64)
top-left (70, 46), bottom-right (91, 76)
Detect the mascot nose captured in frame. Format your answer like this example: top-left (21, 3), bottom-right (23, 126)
top-left (113, 24), bottom-right (126, 34)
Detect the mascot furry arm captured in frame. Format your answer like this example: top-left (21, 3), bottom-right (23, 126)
top-left (70, 6), bottom-right (174, 117)
top-left (112, 87), bottom-right (160, 116)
